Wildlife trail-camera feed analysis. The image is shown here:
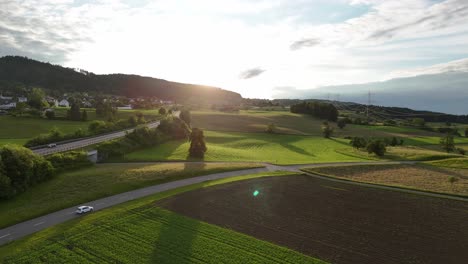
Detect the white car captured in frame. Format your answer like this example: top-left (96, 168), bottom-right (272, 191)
top-left (47, 143), bottom-right (57, 148)
top-left (76, 206), bottom-right (94, 214)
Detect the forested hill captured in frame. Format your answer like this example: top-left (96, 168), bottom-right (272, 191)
top-left (0, 56), bottom-right (242, 104)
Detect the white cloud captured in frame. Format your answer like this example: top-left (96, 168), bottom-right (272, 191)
top-left (386, 58), bottom-right (468, 79)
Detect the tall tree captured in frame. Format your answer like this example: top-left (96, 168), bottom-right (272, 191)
top-left (68, 98), bottom-right (81, 121)
top-left (321, 122), bottom-right (334, 138)
top-left (28, 87), bottom-right (47, 110)
top-left (81, 109), bottom-right (88, 121)
top-left (440, 134), bottom-right (455, 153)
top-left (189, 128), bottom-right (207, 158)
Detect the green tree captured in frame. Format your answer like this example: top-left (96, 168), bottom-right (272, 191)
top-left (159, 107), bottom-right (167, 115)
top-left (440, 134), bottom-right (455, 153)
top-left (366, 139), bottom-right (387, 156)
top-left (350, 137), bottom-right (367, 149)
top-left (28, 87), bottom-right (48, 110)
top-left (412, 118), bottom-right (425, 127)
top-left (81, 110), bottom-right (88, 121)
top-left (15, 102), bottom-right (28, 116)
top-left (180, 109), bottom-right (191, 126)
top-left (321, 122), bottom-right (334, 138)
top-left (465, 128), bottom-right (468, 137)
top-left (189, 128), bottom-right (207, 158)
top-left (0, 157), bottom-right (13, 199)
top-left (68, 99), bottom-right (81, 121)
top-left (337, 119), bottom-right (346, 129)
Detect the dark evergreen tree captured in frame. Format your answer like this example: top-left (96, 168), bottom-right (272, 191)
top-left (189, 128), bottom-right (207, 158)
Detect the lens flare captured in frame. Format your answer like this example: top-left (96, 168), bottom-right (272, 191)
top-left (253, 190), bottom-right (259, 197)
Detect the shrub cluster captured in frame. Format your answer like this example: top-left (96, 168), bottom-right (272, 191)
top-left (349, 136), bottom-right (404, 156)
top-left (97, 117), bottom-right (190, 160)
top-left (46, 151), bottom-right (92, 172)
top-left (0, 145), bottom-right (54, 199)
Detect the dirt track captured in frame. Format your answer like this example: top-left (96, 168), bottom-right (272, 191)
top-left (158, 175), bottom-right (468, 264)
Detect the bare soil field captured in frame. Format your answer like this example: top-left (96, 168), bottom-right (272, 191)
top-left (158, 175), bottom-right (468, 264)
top-left (306, 164), bottom-right (468, 196)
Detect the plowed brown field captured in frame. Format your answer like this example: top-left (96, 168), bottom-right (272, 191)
top-left (158, 175), bottom-right (468, 264)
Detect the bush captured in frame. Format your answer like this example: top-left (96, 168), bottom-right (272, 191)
top-left (45, 110), bottom-right (55, 120)
top-left (158, 117), bottom-right (190, 140)
top-left (350, 137), bottom-right (367, 149)
top-left (159, 107), bottom-right (167, 115)
top-left (46, 151), bottom-right (92, 172)
top-left (0, 145), bottom-right (54, 199)
top-left (366, 140), bottom-right (387, 156)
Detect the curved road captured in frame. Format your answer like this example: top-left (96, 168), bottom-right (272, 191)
top-left (0, 160), bottom-right (465, 246)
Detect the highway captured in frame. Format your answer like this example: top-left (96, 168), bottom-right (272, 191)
top-left (32, 121), bottom-right (161, 156)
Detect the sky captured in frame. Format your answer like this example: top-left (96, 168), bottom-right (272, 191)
top-left (1, 0), bottom-right (468, 99)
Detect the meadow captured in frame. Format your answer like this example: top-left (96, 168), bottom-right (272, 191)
top-left (0, 171), bottom-right (324, 264)
top-left (123, 130), bottom-right (371, 164)
top-left (0, 109), bottom-right (162, 146)
top-left (0, 162), bottom-right (260, 228)
top-left (191, 110), bottom-right (441, 137)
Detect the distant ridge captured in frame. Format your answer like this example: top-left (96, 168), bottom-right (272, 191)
top-left (0, 56), bottom-right (242, 104)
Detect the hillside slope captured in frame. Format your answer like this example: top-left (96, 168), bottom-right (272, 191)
top-left (0, 56), bottom-right (242, 104)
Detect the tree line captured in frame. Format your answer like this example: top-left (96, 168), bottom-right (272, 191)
top-left (290, 102), bottom-right (338, 121)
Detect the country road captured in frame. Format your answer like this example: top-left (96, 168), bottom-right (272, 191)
top-left (0, 160), bottom-right (465, 246)
top-left (32, 121), bottom-right (161, 156)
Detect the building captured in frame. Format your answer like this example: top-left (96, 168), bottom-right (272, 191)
top-left (0, 102), bottom-right (16, 110)
top-left (117, 105), bottom-right (133, 110)
top-left (17, 97), bottom-right (28, 103)
top-left (58, 99), bottom-right (70, 107)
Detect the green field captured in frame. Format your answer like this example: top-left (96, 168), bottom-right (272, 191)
top-left (0, 109), bottom-right (162, 146)
top-left (123, 130), bottom-right (370, 164)
top-left (0, 171), bottom-right (324, 264)
top-left (0, 162), bottom-right (260, 228)
top-left (191, 110), bottom-right (441, 137)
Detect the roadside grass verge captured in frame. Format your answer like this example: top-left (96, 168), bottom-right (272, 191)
top-left (0, 171), bottom-right (325, 264)
top-left (122, 130), bottom-right (370, 165)
top-left (303, 164), bottom-right (468, 197)
top-left (0, 162), bottom-right (262, 229)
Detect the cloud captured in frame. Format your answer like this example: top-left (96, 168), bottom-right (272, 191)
top-left (0, 0), bottom-right (92, 63)
top-left (290, 38), bottom-right (321, 51)
top-left (239, 67), bottom-right (266, 79)
top-left (385, 57), bottom-right (468, 79)
top-left (367, 1), bottom-right (468, 41)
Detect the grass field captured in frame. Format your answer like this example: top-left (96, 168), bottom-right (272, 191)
top-left (303, 164), bottom-right (468, 196)
top-left (0, 171), bottom-right (324, 264)
top-left (0, 162), bottom-right (261, 228)
top-left (123, 130), bottom-right (371, 164)
top-left (426, 158), bottom-right (468, 169)
top-left (191, 110), bottom-right (441, 137)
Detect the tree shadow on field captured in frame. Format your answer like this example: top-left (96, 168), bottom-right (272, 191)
top-left (151, 200), bottom-right (202, 263)
top-left (278, 141), bottom-right (316, 157)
